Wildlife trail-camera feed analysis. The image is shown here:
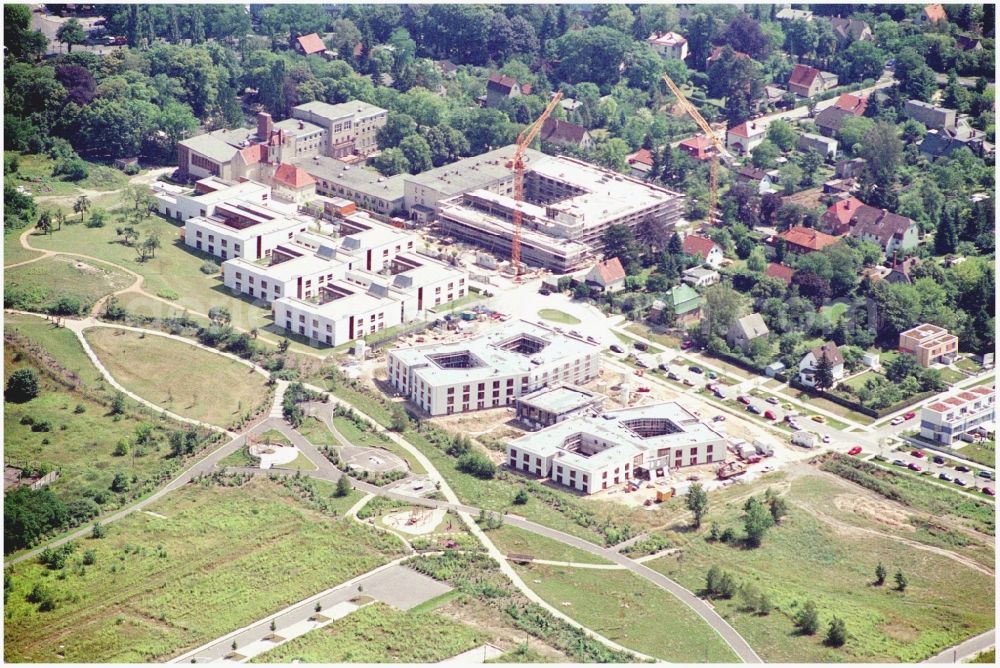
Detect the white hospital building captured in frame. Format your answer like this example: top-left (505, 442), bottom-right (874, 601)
top-left (387, 320), bottom-right (601, 416)
top-left (507, 403), bottom-right (727, 494)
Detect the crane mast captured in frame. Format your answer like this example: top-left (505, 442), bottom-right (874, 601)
top-left (660, 74), bottom-right (733, 225)
top-left (507, 91), bottom-right (563, 274)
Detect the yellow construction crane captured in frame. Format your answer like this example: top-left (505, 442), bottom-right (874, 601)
top-left (660, 73), bottom-right (734, 225)
top-left (507, 91), bottom-right (563, 275)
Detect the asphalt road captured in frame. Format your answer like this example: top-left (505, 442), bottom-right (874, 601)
top-left (925, 628), bottom-right (995, 663)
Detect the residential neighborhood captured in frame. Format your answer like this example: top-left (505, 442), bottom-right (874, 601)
top-left (3, 3), bottom-right (996, 666)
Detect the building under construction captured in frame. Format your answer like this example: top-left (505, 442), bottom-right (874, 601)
top-left (436, 154), bottom-right (686, 273)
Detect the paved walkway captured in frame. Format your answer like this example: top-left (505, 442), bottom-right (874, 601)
top-left (170, 561), bottom-right (451, 663)
top-left (924, 629), bottom-right (995, 663)
top-left (440, 643), bottom-right (504, 664)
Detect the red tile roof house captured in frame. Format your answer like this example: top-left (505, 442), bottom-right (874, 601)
top-left (295, 33), bottom-right (327, 56)
top-left (777, 226), bottom-right (841, 254)
top-left (585, 257), bottom-right (627, 292)
top-left (683, 234), bottom-right (724, 268)
top-left (484, 73), bottom-right (529, 108)
top-left (626, 148), bottom-right (655, 178)
top-left (271, 163), bottom-right (317, 204)
top-left (787, 64), bottom-right (838, 98)
top-left (725, 121), bottom-right (768, 155)
top-left (765, 262), bottom-right (795, 285)
top-left (706, 46), bottom-right (749, 66)
top-left (820, 196), bottom-right (864, 235)
top-left (917, 4), bottom-right (948, 25)
top-left (814, 93), bottom-right (868, 137)
top-left (678, 135), bottom-right (717, 161)
top-left (540, 117), bottom-right (595, 151)
top-left (848, 205), bottom-right (919, 255)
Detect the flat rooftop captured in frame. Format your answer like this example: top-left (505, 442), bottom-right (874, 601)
top-left (406, 145), bottom-right (548, 195)
top-left (227, 249), bottom-right (336, 282)
top-left (277, 280), bottom-right (396, 318)
top-left (295, 100), bottom-right (386, 121)
top-left (391, 319), bottom-right (598, 385)
top-left (518, 385), bottom-right (602, 414)
top-left (295, 155), bottom-right (406, 201)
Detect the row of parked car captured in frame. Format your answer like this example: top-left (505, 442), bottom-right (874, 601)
top-left (891, 450), bottom-right (995, 495)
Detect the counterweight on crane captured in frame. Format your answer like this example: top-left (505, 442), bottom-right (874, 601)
top-left (506, 91), bottom-right (563, 274)
top-left (660, 74), bottom-right (734, 225)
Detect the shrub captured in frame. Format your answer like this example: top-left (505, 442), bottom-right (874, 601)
top-left (795, 600), bottom-right (820, 635)
top-left (30, 420), bottom-right (52, 432)
top-left (6, 368), bottom-right (40, 403)
top-left (27, 583), bottom-right (56, 611)
top-left (157, 288), bottom-right (179, 300)
top-left (82, 549), bottom-right (97, 565)
top-left (825, 617), bottom-right (847, 647)
top-left (54, 155), bottom-right (89, 181)
top-left (113, 440), bottom-right (129, 456)
top-left (456, 451), bottom-right (497, 479)
top-left (110, 472), bottom-right (129, 493)
top-left (122, 162), bottom-right (140, 176)
top-left (73, 404), bottom-right (86, 414)
top-left (49, 295), bottom-right (83, 316)
top-left (334, 475), bottom-right (352, 497)
top-left (200, 260), bottom-right (220, 274)
top-left (90, 522), bottom-right (105, 539)
top-left (513, 488), bottom-right (529, 505)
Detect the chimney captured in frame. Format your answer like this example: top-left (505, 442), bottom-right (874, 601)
top-left (298, 120), bottom-right (304, 130)
top-left (261, 144), bottom-right (269, 164)
top-left (844, 200), bottom-right (851, 209)
top-left (257, 112), bottom-right (273, 141)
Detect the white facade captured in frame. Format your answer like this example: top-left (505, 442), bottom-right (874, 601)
top-left (920, 386), bottom-right (995, 445)
top-left (184, 212), bottom-right (309, 262)
top-left (647, 32), bottom-right (688, 60)
top-left (507, 403), bottom-right (727, 494)
top-left (798, 347), bottom-right (845, 387)
top-left (388, 320), bottom-right (601, 416)
top-left (272, 253), bottom-right (466, 347)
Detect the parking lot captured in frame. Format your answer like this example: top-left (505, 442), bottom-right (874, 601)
top-left (882, 446), bottom-right (995, 494)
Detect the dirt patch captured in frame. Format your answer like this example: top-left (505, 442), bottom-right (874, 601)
top-left (880, 620), bottom-right (920, 643)
top-left (832, 494), bottom-right (917, 532)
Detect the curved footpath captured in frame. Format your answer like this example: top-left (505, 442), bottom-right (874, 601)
top-left (8, 312), bottom-right (989, 663)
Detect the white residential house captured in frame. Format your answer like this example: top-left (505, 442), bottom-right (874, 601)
top-left (798, 342), bottom-right (845, 388)
top-left (682, 235), bottom-right (725, 269)
top-left (682, 266), bottom-right (720, 288)
top-left (647, 32), bottom-right (688, 60)
top-left (920, 386), bottom-right (995, 445)
top-left (726, 313), bottom-right (770, 353)
top-left (585, 257), bottom-right (627, 293)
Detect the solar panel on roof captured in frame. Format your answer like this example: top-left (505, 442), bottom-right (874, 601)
top-left (317, 245), bottom-right (335, 258)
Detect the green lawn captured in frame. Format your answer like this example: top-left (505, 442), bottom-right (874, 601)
top-left (5, 254), bottom-right (134, 315)
top-left (298, 415), bottom-right (337, 447)
top-left (258, 429), bottom-right (292, 447)
top-left (955, 357), bottom-right (983, 374)
top-left (938, 366), bottom-right (967, 385)
top-left (624, 322), bottom-right (682, 349)
top-left (4, 227), bottom-right (44, 266)
top-left (250, 602), bottom-right (486, 663)
top-left (957, 440), bottom-right (995, 468)
top-left (512, 563), bottom-right (739, 662)
top-left (843, 369), bottom-right (882, 391)
top-left (789, 390), bottom-right (874, 426)
top-left (3, 347), bottom-right (207, 527)
top-left (820, 301), bottom-right (849, 324)
top-left (4, 313), bottom-right (106, 388)
top-left (7, 152), bottom-right (130, 198)
top-left (333, 416), bottom-right (426, 475)
top-left (537, 309), bottom-right (582, 325)
top-left (27, 213), bottom-right (272, 332)
top-left (217, 446), bottom-right (257, 469)
top-left (84, 327), bottom-right (271, 427)
top-left (3, 478), bottom-right (401, 663)
top-left (276, 452), bottom-right (318, 471)
top-left (110, 292), bottom-right (210, 325)
top-left (647, 475), bottom-right (995, 663)
top-left (485, 525), bottom-right (612, 565)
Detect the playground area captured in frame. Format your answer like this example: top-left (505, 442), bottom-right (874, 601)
top-left (340, 444), bottom-right (408, 475)
top-left (249, 440), bottom-right (300, 469)
top-left (382, 507), bottom-right (447, 535)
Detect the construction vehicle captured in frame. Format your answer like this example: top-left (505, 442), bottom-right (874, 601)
top-left (660, 73), bottom-right (735, 225)
top-left (717, 461), bottom-right (749, 480)
top-left (507, 91), bottom-right (563, 276)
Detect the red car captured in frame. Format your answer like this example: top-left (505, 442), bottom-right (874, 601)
top-left (680, 340), bottom-right (693, 350)
top-left (908, 462), bottom-right (923, 472)
top-left (764, 410), bottom-right (777, 420)
top-left (637, 386), bottom-right (651, 393)
top-left (848, 446), bottom-right (863, 456)
top-left (983, 487), bottom-right (995, 496)
top-left (910, 450), bottom-right (926, 459)
top-left (737, 395), bottom-right (751, 405)
top-left (904, 412), bottom-right (916, 420)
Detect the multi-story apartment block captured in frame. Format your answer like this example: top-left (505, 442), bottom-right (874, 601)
top-left (899, 323), bottom-right (959, 367)
top-left (387, 320), bottom-right (600, 416)
top-left (507, 403), bottom-right (728, 494)
top-left (920, 386), bottom-right (995, 445)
